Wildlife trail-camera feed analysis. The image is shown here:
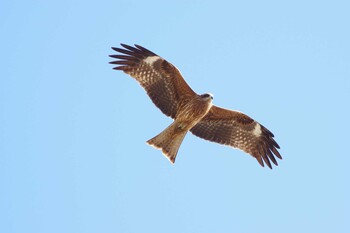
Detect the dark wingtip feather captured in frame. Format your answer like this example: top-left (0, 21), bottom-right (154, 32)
top-left (109, 60), bottom-right (135, 65)
top-left (261, 125), bottom-right (274, 137)
top-left (273, 140), bottom-right (280, 149)
top-left (259, 124), bottom-right (282, 168)
top-left (109, 54), bottom-right (139, 60)
top-left (261, 149), bottom-right (272, 169)
top-left (267, 149), bottom-right (278, 166)
top-left (121, 43), bottom-right (143, 53)
top-left (256, 156), bottom-right (264, 168)
top-left (134, 44), bottom-right (147, 50)
top-left (112, 66), bottom-right (127, 70)
top-left (268, 137), bottom-right (280, 149)
top-left (134, 44), bottom-right (157, 56)
top-left (110, 44), bottom-right (156, 64)
top-left (271, 147), bottom-right (282, 160)
top-left (111, 47), bottom-right (120, 52)
top-left (112, 47), bottom-right (135, 56)
top-left (265, 158), bottom-right (272, 169)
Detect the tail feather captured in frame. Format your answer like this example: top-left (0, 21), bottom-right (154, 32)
top-left (146, 122), bottom-right (187, 164)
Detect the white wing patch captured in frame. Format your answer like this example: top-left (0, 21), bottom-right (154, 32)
top-left (144, 56), bottom-right (160, 65)
top-left (253, 123), bottom-right (262, 137)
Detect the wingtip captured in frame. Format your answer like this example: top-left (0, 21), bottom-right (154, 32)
top-left (256, 156), bottom-right (264, 168)
top-left (120, 44), bottom-right (127, 50)
top-left (112, 66), bottom-right (125, 70)
top-left (264, 158), bottom-right (273, 169)
top-left (134, 44), bottom-right (142, 48)
top-left (256, 154), bottom-right (276, 169)
top-left (271, 147), bottom-right (282, 160)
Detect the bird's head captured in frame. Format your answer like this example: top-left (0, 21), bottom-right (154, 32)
top-left (200, 93), bottom-right (214, 102)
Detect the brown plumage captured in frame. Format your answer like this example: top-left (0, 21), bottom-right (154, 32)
top-left (109, 44), bottom-right (282, 168)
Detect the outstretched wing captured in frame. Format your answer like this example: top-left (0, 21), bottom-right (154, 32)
top-left (109, 44), bottom-right (196, 118)
top-left (190, 106), bottom-right (282, 169)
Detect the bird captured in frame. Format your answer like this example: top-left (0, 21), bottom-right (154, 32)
top-left (109, 44), bottom-right (282, 169)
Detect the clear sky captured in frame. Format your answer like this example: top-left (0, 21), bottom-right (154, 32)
top-left (1, 1), bottom-right (349, 233)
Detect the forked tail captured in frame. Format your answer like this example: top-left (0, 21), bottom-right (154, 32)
top-left (146, 122), bottom-right (187, 164)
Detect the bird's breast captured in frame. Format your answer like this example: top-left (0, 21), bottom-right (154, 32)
top-left (175, 98), bottom-right (212, 130)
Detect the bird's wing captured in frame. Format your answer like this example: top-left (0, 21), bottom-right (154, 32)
top-left (190, 105), bottom-right (282, 168)
top-left (110, 44), bottom-right (196, 118)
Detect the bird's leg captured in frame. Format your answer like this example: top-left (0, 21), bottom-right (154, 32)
top-left (176, 122), bottom-right (188, 131)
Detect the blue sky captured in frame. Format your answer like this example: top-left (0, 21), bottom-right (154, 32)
top-left (1, 1), bottom-right (349, 232)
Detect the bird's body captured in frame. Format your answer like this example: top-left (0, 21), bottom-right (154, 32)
top-left (109, 44), bottom-right (282, 168)
top-left (147, 93), bottom-right (213, 163)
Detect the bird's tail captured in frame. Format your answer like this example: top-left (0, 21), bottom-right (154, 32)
top-left (146, 122), bottom-right (187, 164)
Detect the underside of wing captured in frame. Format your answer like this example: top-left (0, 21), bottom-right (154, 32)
top-left (190, 106), bottom-right (282, 169)
top-left (109, 44), bottom-right (196, 118)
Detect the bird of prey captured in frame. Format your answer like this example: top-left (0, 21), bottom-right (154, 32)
top-left (109, 44), bottom-right (282, 168)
